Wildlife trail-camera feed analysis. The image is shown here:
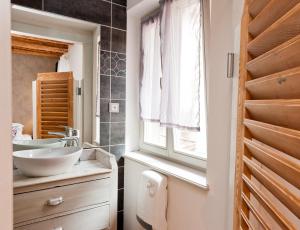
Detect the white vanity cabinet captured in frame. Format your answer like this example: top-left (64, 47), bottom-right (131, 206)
top-left (13, 148), bottom-right (118, 230)
top-left (15, 205), bottom-right (110, 230)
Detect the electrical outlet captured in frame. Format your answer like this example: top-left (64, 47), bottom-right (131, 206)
top-left (109, 103), bottom-right (119, 113)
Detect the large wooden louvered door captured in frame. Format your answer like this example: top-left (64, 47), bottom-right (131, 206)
top-left (234, 0), bottom-right (300, 230)
top-left (36, 72), bottom-right (73, 139)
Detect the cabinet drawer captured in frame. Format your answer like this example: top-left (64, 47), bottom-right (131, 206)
top-left (15, 205), bottom-right (109, 230)
top-left (14, 179), bottom-right (109, 224)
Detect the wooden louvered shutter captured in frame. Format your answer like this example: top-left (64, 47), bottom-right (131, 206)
top-left (234, 0), bottom-right (300, 229)
top-left (36, 72), bottom-right (73, 139)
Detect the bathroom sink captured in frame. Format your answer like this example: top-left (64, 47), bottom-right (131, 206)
top-left (13, 139), bottom-right (66, 151)
top-left (13, 147), bottom-right (82, 177)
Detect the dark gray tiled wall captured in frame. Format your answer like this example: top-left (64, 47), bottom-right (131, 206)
top-left (11, 1), bottom-right (126, 229)
top-left (112, 5), bottom-right (127, 30)
top-left (113, 0), bottom-right (127, 7)
top-left (12, 0), bottom-right (42, 9)
top-left (112, 29), bottom-right (126, 53)
top-left (44, 0), bottom-right (112, 26)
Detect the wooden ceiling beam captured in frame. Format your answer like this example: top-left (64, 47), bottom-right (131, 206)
top-left (11, 33), bottom-right (71, 58)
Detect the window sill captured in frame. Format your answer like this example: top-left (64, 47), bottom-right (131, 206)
top-left (124, 151), bottom-right (209, 190)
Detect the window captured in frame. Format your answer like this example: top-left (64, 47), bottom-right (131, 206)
top-left (144, 121), bottom-right (167, 148)
top-left (140, 64), bottom-right (207, 167)
top-left (139, 0), bottom-right (207, 168)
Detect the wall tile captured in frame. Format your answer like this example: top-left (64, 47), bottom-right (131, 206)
top-left (100, 75), bottom-right (110, 99)
top-left (112, 0), bottom-right (127, 6)
top-left (110, 145), bottom-right (125, 166)
top-left (112, 29), bottom-right (126, 53)
top-left (117, 188), bottom-right (124, 211)
top-left (111, 77), bottom-right (126, 99)
top-left (100, 99), bottom-right (110, 122)
top-left (12, 0), bottom-right (42, 9)
top-left (111, 100), bottom-right (125, 122)
top-left (112, 4), bottom-right (127, 30)
top-left (100, 123), bottom-right (110, 146)
top-left (111, 53), bottom-right (126, 77)
top-left (101, 26), bottom-right (111, 51)
top-left (44, 0), bottom-right (111, 26)
top-left (100, 51), bottom-right (111, 75)
top-left (111, 123), bottom-right (125, 145)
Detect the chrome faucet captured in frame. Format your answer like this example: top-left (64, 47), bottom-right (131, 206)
top-left (48, 126), bottom-right (74, 138)
top-left (61, 136), bottom-right (80, 147)
top-left (48, 126), bottom-right (80, 147)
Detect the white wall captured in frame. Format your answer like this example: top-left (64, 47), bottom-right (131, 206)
top-left (125, 0), bottom-right (244, 229)
top-left (0, 0), bottom-right (13, 229)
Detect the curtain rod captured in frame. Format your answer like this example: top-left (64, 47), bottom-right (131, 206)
top-left (141, 8), bottom-right (161, 24)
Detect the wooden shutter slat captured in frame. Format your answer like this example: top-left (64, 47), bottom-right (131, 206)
top-left (41, 98), bottom-right (68, 103)
top-left (40, 80), bottom-right (68, 84)
top-left (245, 99), bottom-right (300, 130)
top-left (243, 156), bottom-right (300, 218)
top-left (247, 35), bottom-right (300, 78)
top-left (41, 121), bottom-right (68, 125)
top-left (41, 103), bottom-right (69, 107)
top-left (240, 211), bottom-right (254, 230)
top-left (42, 117), bottom-right (68, 121)
top-left (244, 138), bottom-right (300, 189)
top-left (41, 93), bottom-right (68, 98)
top-left (41, 126), bottom-right (65, 131)
top-left (244, 119), bottom-right (300, 159)
top-left (242, 193), bottom-right (270, 230)
top-left (249, 2), bottom-right (300, 57)
top-left (41, 89), bottom-right (68, 94)
top-left (41, 112), bottom-right (68, 116)
top-left (242, 175), bottom-right (295, 230)
top-left (41, 108), bottom-right (68, 113)
top-left (249, 0), bottom-right (270, 18)
top-left (246, 67), bottom-right (300, 100)
top-left (41, 84), bottom-right (68, 89)
top-left (248, 0), bottom-right (300, 38)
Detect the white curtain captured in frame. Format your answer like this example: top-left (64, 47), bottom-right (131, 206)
top-left (160, 0), bottom-right (203, 130)
top-left (140, 16), bottom-right (162, 121)
top-left (140, 0), bottom-right (204, 130)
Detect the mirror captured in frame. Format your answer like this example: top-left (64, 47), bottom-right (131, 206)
top-left (11, 7), bottom-right (100, 151)
top-left (12, 33), bottom-right (81, 150)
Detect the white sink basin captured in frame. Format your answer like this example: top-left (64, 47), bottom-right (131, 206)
top-left (13, 139), bottom-right (66, 151)
top-left (13, 147), bottom-right (82, 177)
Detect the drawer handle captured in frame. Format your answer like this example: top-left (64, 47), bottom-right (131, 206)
top-left (47, 197), bottom-right (64, 206)
top-left (53, 227), bottom-right (63, 230)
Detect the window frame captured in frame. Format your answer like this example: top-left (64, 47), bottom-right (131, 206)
top-left (139, 121), bottom-right (208, 169)
top-left (139, 0), bottom-right (208, 169)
